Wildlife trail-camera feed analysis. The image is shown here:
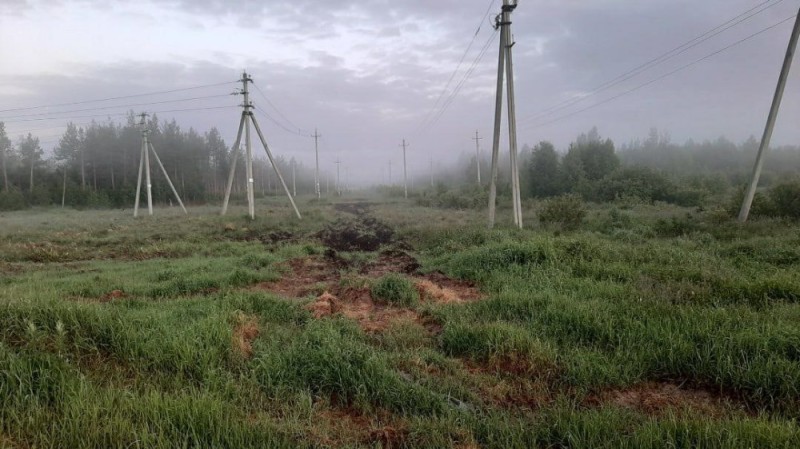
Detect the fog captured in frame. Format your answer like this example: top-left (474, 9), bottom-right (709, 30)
top-left (1, 0), bottom-right (799, 187)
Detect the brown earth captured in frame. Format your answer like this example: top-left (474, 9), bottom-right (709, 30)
top-left (585, 382), bottom-right (743, 417)
top-left (309, 404), bottom-right (409, 449)
top-left (100, 289), bottom-right (127, 303)
top-left (256, 251), bottom-right (482, 333)
top-left (231, 312), bottom-right (260, 359)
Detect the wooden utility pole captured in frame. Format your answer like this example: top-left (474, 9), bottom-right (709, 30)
top-left (400, 138), bottom-right (409, 198)
top-left (488, 0), bottom-right (522, 229)
top-left (221, 72), bottom-right (301, 219)
top-left (739, 10), bottom-right (800, 222)
top-left (473, 130), bottom-right (483, 184)
top-left (313, 128), bottom-right (321, 199)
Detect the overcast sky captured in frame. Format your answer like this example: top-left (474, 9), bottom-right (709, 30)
top-left (1, 0), bottom-right (798, 183)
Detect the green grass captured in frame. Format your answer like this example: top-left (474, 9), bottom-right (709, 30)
top-left (1, 197), bottom-right (799, 447)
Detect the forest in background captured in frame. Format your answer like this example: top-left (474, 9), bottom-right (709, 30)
top-left (1, 116), bottom-right (799, 215)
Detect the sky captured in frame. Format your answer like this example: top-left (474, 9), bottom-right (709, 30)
top-left (1, 0), bottom-right (799, 184)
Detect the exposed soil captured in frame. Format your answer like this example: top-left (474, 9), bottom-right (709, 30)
top-left (318, 217), bottom-right (394, 252)
top-left (310, 404), bottom-right (408, 449)
top-left (99, 289), bottom-right (127, 303)
top-left (256, 250), bottom-right (483, 333)
top-left (231, 312), bottom-right (260, 359)
top-left (585, 382), bottom-right (742, 417)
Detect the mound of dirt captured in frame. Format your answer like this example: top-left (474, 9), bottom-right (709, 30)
top-left (361, 250), bottom-right (420, 276)
top-left (318, 217), bottom-right (394, 252)
top-left (334, 202), bottom-right (374, 216)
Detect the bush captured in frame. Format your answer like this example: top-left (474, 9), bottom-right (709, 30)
top-left (539, 194), bottom-right (586, 231)
top-left (768, 180), bottom-right (800, 219)
top-left (0, 188), bottom-right (27, 211)
top-left (416, 185), bottom-right (487, 210)
top-left (371, 274), bottom-right (419, 307)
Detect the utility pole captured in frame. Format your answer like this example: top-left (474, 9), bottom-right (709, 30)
top-left (400, 138), bottom-right (409, 198)
top-left (335, 159), bottom-right (342, 196)
top-left (313, 128), bottom-right (321, 199)
top-left (221, 72), bottom-right (301, 220)
top-left (133, 112), bottom-right (187, 217)
top-left (292, 159), bottom-right (297, 197)
top-left (739, 10), bottom-right (800, 222)
top-left (473, 130), bottom-right (483, 185)
top-left (430, 158), bottom-right (434, 188)
top-left (488, 0), bottom-right (522, 229)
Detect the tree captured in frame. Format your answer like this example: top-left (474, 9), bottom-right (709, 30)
top-left (526, 141), bottom-right (561, 198)
top-left (17, 134), bottom-right (43, 191)
top-left (561, 127), bottom-right (619, 190)
top-left (0, 122), bottom-right (10, 191)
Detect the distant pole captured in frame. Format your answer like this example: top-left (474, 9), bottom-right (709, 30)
top-left (292, 159), bottom-right (296, 197)
top-left (430, 158), bottom-right (434, 188)
top-left (134, 112), bottom-right (154, 217)
top-left (313, 128), bottom-right (321, 199)
top-left (389, 160), bottom-right (393, 185)
top-left (335, 159), bottom-right (341, 195)
top-left (400, 138), bottom-right (409, 198)
top-left (61, 166), bottom-right (67, 208)
top-left (473, 130), bottom-right (483, 184)
top-left (739, 10), bottom-right (800, 222)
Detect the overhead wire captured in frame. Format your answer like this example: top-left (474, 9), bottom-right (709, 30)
top-left (520, 0), bottom-right (787, 123)
top-left (421, 27), bottom-right (499, 133)
top-left (4, 104), bottom-right (239, 124)
top-left (417, 0), bottom-right (498, 130)
top-left (250, 81), bottom-right (309, 136)
top-left (0, 80), bottom-right (237, 114)
top-left (523, 14), bottom-right (799, 130)
top-left (0, 94), bottom-right (234, 120)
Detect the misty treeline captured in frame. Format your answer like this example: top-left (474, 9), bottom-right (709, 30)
top-left (0, 114), bottom-right (320, 211)
top-left (421, 127), bottom-right (800, 215)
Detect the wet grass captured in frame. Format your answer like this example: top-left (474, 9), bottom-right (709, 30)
top-left (1, 197), bottom-right (799, 447)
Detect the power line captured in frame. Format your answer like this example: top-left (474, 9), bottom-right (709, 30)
top-left (417, 0), bottom-right (498, 130)
top-left (0, 94), bottom-right (233, 120)
top-left (252, 105), bottom-right (313, 138)
top-left (250, 81), bottom-right (308, 135)
top-left (520, 0), bottom-right (786, 123)
top-left (3, 104), bottom-right (238, 124)
top-left (0, 80), bottom-right (236, 114)
top-left (524, 14), bottom-right (798, 130)
top-left (421, 27), bottom-right (499, 132)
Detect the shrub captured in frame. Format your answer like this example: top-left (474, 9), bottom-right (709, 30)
top-left (371, 274), bottom-right (419, 307)
top-left (768, 180), bottom-right (800, 219)
top-left (539, 194), bottom-right (586, 231)
top-left (0, 188), bottom-right (27, 211)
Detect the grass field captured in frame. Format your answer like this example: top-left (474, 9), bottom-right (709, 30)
top-left (1, 197), bottom-right (799, 448)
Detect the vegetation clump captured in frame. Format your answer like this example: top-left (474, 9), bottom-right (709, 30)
top-left (370, 274), bottom-right (419, 307)
top-left (538, 194), bottom-right (587, 231)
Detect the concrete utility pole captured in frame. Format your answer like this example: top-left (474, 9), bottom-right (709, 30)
top-left (292, 159), bottom-right (297, 197)
top-left (488, 0), bottom-right (523, 229)
top-left (473, 130), bottom-right (483, 184)
top-left (133, 112), bottom-right (187, 217)
top-left (400, 138), bottom-right (409, 198)
top-left (313, 128), bottom-right (321, 199)
top-left (335, 159), bottom-right (342, 196)
top-left (221, 72), bottom-right (301, 220)
top-left (739, 10), bottom-right (800, 223)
